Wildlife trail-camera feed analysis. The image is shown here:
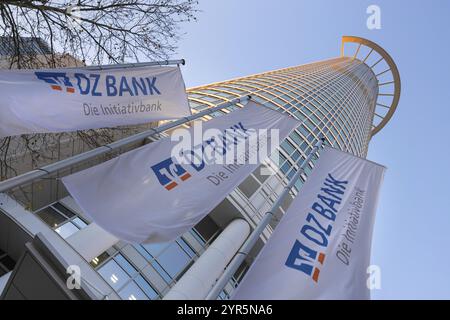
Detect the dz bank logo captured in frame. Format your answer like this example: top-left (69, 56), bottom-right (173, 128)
top-left (285, 241), bottom-right (326, 283)
top-left (284, 174), bottom-right (348, 283)
top-left (35, 72), bottom-right (75, 93)
top-left (151, 121), bottom-right (251, 191)
top-left (151, 158), bottom-right (192, 191)
top-left (35, 71), bottom-right (161, 97)
top-left (151, 157), bottom-right (203, 191)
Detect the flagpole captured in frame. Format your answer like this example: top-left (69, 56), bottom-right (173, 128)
top-left (205, 137), bottom-right (326, 300)
top-left (0, 95), bottom-right (251, 194)
top-left (55, 59), bottom-right (186, 71)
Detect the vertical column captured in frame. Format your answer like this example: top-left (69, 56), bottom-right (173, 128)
top-left (164, 219), bottom-right (250, 300)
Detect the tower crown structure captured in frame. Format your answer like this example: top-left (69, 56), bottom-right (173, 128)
top-left (341, 36), bottom-right (401, 137)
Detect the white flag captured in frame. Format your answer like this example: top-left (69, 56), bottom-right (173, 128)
top-left (62, 101), bottom-right (300, 243)
top-left (0, 65), bottom-right (191, 138)
top-left (233, 146), bottom-right (386, 300)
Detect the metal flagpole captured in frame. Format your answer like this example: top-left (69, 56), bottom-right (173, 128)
top-left (205, 137), bottom-right (326, 300)
top-left (56, 59), bottom-right (186, 71)
top-left (0, 95), bottom-right (251, 194)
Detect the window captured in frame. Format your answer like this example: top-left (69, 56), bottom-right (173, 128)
top-left (134, 275), bottom-right (159, 299)
top-left (150, 260), bottom-right (172, 284)
top-left (90, 251), bottom-right (110, 268)
top-left (134, 237), bottom-right (197, 284)
top-left (238, 175), bottom-right (260, 198)
top-left (35, 202), bottom-right (89, 239)
top-left (196, 95), bottom-right (223, 104)
top-left (294, 178), bottom-right (304, 192)
top-left (97, 254), bottom-right (159, 300)
top-left (292, 150), bottom-right (301, 161)
top-left (281, 140), bottom-right (295, 156)
top-left (287, 167), bottom-right (297, 180)
top-left (37, 207), bottom-right (66, 228)
top-left (188, 100), bottom-right (207, 111)
top-left (142, 241), bottom-right (192, 279)
top-left (250, 96), bottom-right (268, 106)
top-left (119, 281), bottom-right (147, 300)
top-left (55, 222), bottom-right (79, 238)
top-left (192, 215), bottom-right (220, 244)
top-left (280, 161), bottom-right (292, 175)
top-left (298, 125), bottom-right (310, 138)
top-left (0, 249), bottom-right (15, 277)
top-left (52, 203), bottom-right (75, 218)
top-left (277, 153), bottom-right (287, 167)
top-left (98, 258), bottom-right (130, 291)
top-left (290, 131), bottom-right (303, 146)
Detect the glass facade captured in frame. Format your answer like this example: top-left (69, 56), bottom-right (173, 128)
top-left (33, 199), bottom-right (239, 300)
top-left (90, 222), bottom-right (241, 300)
top-left (188, 57), bottom-right (378, 158)
top-left (88, 56), bottom-right (382, 299)
top-left (178, 55), bottom-right (386, 256)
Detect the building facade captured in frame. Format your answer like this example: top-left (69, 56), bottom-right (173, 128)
top-left (0, 36), bottom-right (400, 300)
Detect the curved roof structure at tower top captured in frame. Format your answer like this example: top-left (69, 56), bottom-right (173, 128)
top-left (341, 36), bottom-right (401, 137)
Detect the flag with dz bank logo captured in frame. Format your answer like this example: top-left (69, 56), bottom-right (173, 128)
top-left (62, 101), bottom-right (300, 243)
top-left (0, 65), bottom-right (191, 138)
top-left (233, 146), bottom-right (385, 300)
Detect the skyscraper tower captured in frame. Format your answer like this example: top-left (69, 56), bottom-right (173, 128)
top-left (0, 36), bottom-right (400, 300)
top-left (163, 36), bottom-right (400, 299)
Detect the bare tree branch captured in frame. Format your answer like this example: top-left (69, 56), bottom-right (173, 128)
top-left (0, 0), bottom-right (198, 65)
top-left (0, 0), bottom-right (198, 196)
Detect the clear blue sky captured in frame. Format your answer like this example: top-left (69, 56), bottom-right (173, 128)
top-left (173, 0), bottom-right (450, 299)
